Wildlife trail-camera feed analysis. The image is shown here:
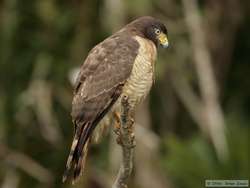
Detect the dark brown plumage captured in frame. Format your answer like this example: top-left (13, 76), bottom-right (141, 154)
top-left (63, 16), bottom-right (168, 183)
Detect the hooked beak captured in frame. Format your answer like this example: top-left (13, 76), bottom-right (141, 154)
top-left (158, 33), bottom-right (169, 48)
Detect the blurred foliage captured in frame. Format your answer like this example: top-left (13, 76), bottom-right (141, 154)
top-left (0, 0), bottom-right (249, 188)
top-left (161, 123), bottom-right (249, 188)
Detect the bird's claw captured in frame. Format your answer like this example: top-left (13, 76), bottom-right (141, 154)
top-left (116, 132), bottom-right (136, 148)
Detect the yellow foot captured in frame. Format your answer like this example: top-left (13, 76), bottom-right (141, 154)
top-left (113, 111), bottom-right (121, 135)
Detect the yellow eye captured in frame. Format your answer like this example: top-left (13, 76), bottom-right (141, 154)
top-left (155, 28), bottom-right (161, 35)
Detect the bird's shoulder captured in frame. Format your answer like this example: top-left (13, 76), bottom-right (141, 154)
top-left (73, 32), bottom-right (140, 95)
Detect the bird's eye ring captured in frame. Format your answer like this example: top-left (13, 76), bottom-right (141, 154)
top-left (155, 28), bottom-right (161, 35)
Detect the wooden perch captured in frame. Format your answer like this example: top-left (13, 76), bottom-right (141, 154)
top-left (112, 95), bottom-right (135, 188)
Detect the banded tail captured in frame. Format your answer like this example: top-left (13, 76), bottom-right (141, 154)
top-left (62, 123), bottom-right (91, 184)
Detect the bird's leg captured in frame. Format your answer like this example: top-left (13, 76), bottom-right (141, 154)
top-left (113, 111), bottom-right (122, 145)
top-left (113, 111), bottom-right (121, 134)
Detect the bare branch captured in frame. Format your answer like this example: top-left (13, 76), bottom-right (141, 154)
top-left (112, 95), bottom-right (135, 188)
top-left (170, 70), bottom-right (208, 134)
top-left (182, 0), bottom-right (228, 160)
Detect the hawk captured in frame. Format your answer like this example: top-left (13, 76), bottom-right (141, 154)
top-left (63, 16), bottom-right (169, 183)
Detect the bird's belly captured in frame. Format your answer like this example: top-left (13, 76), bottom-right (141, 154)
top-left (123, 61), bottom-right (153, 106)
top-left (121, 36), bottom-right (156, 107)
top-left (103, 36), bottom-right (156, 117)
top-left (124, 38), bottom-right (157, 107)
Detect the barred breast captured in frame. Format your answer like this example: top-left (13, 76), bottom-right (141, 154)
top-left (122, 36), bottom-right (157, 107)
top-left (92, 36), bottom-right (157, 143)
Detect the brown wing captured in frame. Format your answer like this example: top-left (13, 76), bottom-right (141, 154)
top-left (63, 32), bottom-right (139, 182)
top-left (72, 33), bottom-right (139, 128)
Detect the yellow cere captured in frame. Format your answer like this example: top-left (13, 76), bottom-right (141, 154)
top-left (158, 33), bottom-right (169, 48)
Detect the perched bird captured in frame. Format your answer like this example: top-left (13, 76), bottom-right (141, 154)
top-left (63, 16), bottom-right (169, 183)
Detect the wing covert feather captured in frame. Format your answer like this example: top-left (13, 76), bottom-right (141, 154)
top-left (72, 33), bottom-right (139, 125)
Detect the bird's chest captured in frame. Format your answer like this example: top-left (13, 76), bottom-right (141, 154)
top-left (122, 36), bottom-right (157, 106)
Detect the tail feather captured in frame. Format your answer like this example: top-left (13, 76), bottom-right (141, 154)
top-left (62, 123), bottom-right (91, 183)
top-left (63, 98), bottom-right (117, 183)
top-left (73, 138), bottom-right (90, 183)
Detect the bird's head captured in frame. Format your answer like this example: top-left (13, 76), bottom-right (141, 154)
top-left (129, 16), bottom-right (169, 48)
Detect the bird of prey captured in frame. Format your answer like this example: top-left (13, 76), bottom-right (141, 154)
top-left (63, 16), bottom-right (169, 183)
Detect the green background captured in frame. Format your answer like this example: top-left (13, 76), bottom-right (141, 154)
top-left (0, 0), bottom-right (249, 188)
